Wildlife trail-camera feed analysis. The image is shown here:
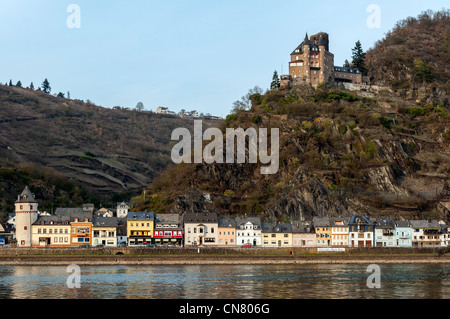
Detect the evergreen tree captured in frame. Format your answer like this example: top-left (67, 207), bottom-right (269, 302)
top-left (16, 81), bottom-right (22, 88)
top-left (57, 92), bottom-right (65, 98)
top-left (351, 41), bottom-right (368, 76)
top-left (270, 70), bottom-right (280, 90)
top-left (41, 78), bottom-right (51, 93)
top-left (30, 82), bottom-right (35, 90)
top-left (343, 59), bottom-right (351, 68)
top-left (8, 80), bottom-right (12, 86)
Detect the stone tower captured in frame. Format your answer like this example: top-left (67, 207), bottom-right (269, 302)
top-left (15, 186), bottom-right (39, 247)
top-left (289, 32), bottom-right (335, 88)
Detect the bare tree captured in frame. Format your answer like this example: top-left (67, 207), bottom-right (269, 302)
top-left (231, 86), bottom-right (263, 113)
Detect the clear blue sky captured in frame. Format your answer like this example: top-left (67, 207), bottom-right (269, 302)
top-left (0, 0), bottom-right (448, 118)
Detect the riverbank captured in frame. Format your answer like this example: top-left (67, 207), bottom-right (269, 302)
top-left (1, 252), bottom-right (450, 266)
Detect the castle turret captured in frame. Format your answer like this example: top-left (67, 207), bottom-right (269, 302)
top-left (15, 186), bottom-right (39, 247)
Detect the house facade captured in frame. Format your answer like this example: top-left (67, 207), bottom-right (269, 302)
top-left (116, 202), bottom-right (129, 218)
top-left (261, 223), bottom-right (293, 248)
top-left (410, 220), bottom-right (442, 248)
top-left (70, 213), bottom-right (93, 246)
top-left (394, 220), bottom-right (412, 247)
top-left (92, 216), bottom-right (118, 247)
top-left (184, 212), bottom-right (218, 247)
top-left (127, 212), bottom-right (155, 246)
top-left (292, 221), bottom-right (316, 247)
top-left (218, 218), bottom-right (237, 247)
top-left (330, 218), bottom-right (349, 247)
top-left (32, 216), bottom-right (71, 247)
top-left (374, 219), bottom-right (396, 248)
top-left (313, 217), bottom-right (332, 247)
top-left (235, 217), bottom-right (262, 247)
top-left (154, 214), bottom-right (183, 246)
top-left (348, 216), bottom-right (374, 248)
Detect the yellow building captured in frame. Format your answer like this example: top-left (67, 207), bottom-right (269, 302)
top-left (313, 217), bottom-right (331, 247)
top-left (261, 223), bottom-right (293, 248)
top-left (127, 212), bottom-right (155, 246)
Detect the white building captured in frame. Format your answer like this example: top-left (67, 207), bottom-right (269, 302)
top-left (235, 217), bottom-right (262, 247)
top-left (374, 218), bottom-right (396, 247)
top-left (184, 212), bottom-right (218, 247)
top-left (92, 216), bottom-right (118, 247)
top-left (116, 202), bottom-right (129, 218)
top-left (15, 187), bottom-right (39, 247)
top-left (348, 216), bottom-right (374, 248)
top-left (410, 220), bottom-right (442, 248)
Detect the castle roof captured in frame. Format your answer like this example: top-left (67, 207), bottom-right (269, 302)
top-left (291, 32), bottom-right (321, 55)
top-left (16, 186), bottom-right (36, 203)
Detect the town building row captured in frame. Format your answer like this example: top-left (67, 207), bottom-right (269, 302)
top-left (3, 187), bottom-right (449, 249)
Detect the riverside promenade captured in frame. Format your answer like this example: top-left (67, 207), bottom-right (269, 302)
top-left (0, 247), bottom-right (449, 265)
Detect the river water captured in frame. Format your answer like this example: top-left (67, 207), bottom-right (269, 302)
top-left (0, 263), bottom-right (449, 299)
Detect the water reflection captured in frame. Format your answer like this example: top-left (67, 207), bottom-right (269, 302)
top-left (0, 264), bottom-right (448, 299)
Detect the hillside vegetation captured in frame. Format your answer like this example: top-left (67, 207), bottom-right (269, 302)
top-left (132, 81), bottom-right (449, 222)
top-left (0, 84), bottom-right (219, 217)
top-left (366, 9), bottom-right (450, 95)
top-left (132, 10), bottom-right (450, 221)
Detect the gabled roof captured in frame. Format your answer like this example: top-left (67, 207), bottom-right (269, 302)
top-left (93, 216), bottom-right (118, 227)
top-left (235, 217), bottom-right (262, 228)
top-left (155, 214), bottom-right (181, 225)
top-left (16, 186), bottom-right (36, 203)
top-left (33, 215), bottom-right (71, 226)
top-left (313, 216), bottom-right (330, 227)
top-left (409, 220), bottom-right (441, 229)
top-left (375, 218), bottom-right (395, 229)
top-left (291, 221), bottom-right (314, 234)
top-left (218, 217), bottom-right (237, 228)
top-left (261, 222), bottom-right (292, 233)
top-left (54, 208), bottom-right (84, 216)
top-left (127, 212), bottom-right (155, 221)
top-left (349, 216), bottom-right (373, 225)
top-left (184, 212), bottom-right (218, 223)
top-left (394, 220), bottom-right (411, 228)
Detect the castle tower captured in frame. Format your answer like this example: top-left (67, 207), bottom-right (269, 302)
top-left (318, 34), bottom-right (326, 83)
top-left (15, 186), bottom-right (39, 247)
top-left (288, 31), bottom-right (335, 88)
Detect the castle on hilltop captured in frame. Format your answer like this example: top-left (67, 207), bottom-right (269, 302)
top-left (281, 32), bottom-right (363, 89)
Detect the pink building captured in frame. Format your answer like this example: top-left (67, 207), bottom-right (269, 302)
top-left (292, 221), bottom-right (316, 247)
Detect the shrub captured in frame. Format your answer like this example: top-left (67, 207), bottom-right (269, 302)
top-left (225, 114), bottom-right (237, 126)
top-left (406, 107), bottom-right (427, 117)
